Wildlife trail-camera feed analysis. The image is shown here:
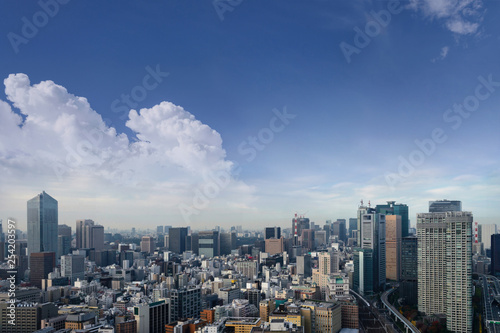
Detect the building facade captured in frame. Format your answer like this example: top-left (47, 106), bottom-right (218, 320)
top-left (27, 191), bottom-right (58, 258)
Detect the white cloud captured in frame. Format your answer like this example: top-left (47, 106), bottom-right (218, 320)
top-left (409, 0), bottom-right (484, 35)
top-left (0, 73), bottom-right (255, 228)
top-left (432, 45), bottom-right (450, 62)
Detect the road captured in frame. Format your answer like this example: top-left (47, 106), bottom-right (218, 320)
top-left (480, 274), bottom-right (500, 332)
top-left (380, 286), bottom-right (419, 333)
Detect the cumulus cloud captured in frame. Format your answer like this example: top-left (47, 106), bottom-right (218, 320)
top-left (0, 73), bottom-right (254, 227)
top-left (409, 0), bottom-right (484, 35)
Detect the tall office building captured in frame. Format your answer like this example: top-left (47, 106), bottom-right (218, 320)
top-left (376, 201), bottom-right (409, 237)
top-left (27, 191), bottom-right (58, 258)
top-left (417, 211), bottom-right (472, 333)
top-left (140, 236), bottom-right (155, 253)
top-left (61, 254), bottom-right (85, 284)
top-left (170, 287), bottom-right (201, 321)
top-left (385, 215), bottom-right (401, 281)
top-left (348, 218), bottom-right (357, 238)
top-left (29, 252), bottom-right (55, 289)
top-left (220, 231), bottom-right (236, 255)
top-left (265, 227), bottom-right (281, 240)
top-left (353, 248), bottom-right (374, 295)
top-left (134, 300), bottom-right (170, 333)
top-left (58, 224), bottom-right (71, 238)
top-left (332, 219), bottom-right (347, 243)
top-left (301, 229), bottom-right (315, 251)
top-left (198, 230), bottom-right (219, 258)
top-left (76, 219), bottom-right (104, 250)
top-left (296, 254), bottom-right (312, 277)
top-left (401, 236), bottom-right (417, 305)
top-left (428, 200), bottom-right (461, 213)
top-left (479, 224), bottom-right (498, 253)
top-left (491, 234), bottom-right (500, 277)
top-left (156, 226), bottom-right (164, 234)
top-left (354, 204), bottom-right (386, 294)
top-left (169, 227), bottom-right (188, 254)
top-left (318, 251), bottom-right (339, 275)
top-left (265, 237), bottom-right (285, 255)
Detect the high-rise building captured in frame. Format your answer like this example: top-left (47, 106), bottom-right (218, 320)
top-left (296, 254), bottom-right (312, 277)
top-left (169, 227), bottom-right (188, 254)
top-left (58, 224), bottom-right (71, 238)
top-left (220, 231), bottom-right (236, 255)
top-left (332, 219), bottom-right (347, 243)
top-left (27, 191), bottom-right (58, 258)
top-left (354, 204), bottom-right (385, 294)
top-left (491, 234), bottom-right (500, 277)
top-left (428, 200), bottom-right (462, 213)
top-left (319, 251), bottom-right (339, 275)
top-left (353, 248), bottom-right (374, 295)
top-left (385, 215), bottom-right (401, 281)
top-left (198, 231), bottom-right (219, 258)
top-left (170, 287), bottom-right (201, 321)
top-left (140, 236), bottom-right (155, 253)
top-left (348, 218), bottom-right (357, 238)
top-left (265, 227), bottom-right (281, 240)
top-left (29, 252), bottom-right (55, 289)
top-left (61, 254), bottom-right (85, 284)
top-left (156, 226), bottom-right (164, 234)
top-left (301, 229), bottom-right (315, 251)
top-left (76, 219), bottom-right (104, 250)
top-left (265, 237), bottom-right (285, 255)
top-left (479, 224), bottom-right (498, 253)
top-left (133, 300), bottom-right (170, 333)
top-left (376, 201), bottom-right (409, 237)
top-left (401, 236), bottom-right (417, 305)
top-left (417, 211), bottom-right (472, 333)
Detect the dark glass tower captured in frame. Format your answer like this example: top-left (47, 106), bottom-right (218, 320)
top-left (376, 201), bottom-right (409, 237)
top-left (27, 191), bottom-right (58, 258)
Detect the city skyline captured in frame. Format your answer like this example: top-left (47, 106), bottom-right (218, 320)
top-left (0, 1), bottom-right (499, 229)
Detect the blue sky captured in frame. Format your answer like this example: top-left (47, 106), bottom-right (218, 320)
top-left (0, 0), bottom-right (499, 231)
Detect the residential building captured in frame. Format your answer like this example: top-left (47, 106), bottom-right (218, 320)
top-left (417, 211), bottom-right (472, 333)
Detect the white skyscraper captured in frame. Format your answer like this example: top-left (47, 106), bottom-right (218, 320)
top-left (417, 211), bottom-right (472, 333)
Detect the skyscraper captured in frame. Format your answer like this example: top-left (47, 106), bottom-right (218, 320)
top-left (169, 227), bottom-right (188, 254)
top-left (417, 211), bottom-right (472, 333)
top-left (385, 215), bottom-right (401, 281)
top-left (354, 204), bottom-right (386, 294)
top-left (29, 251), bottom-right (55, 288)
top-left (220, 231), bottom-right (236, 255)
top-left (491, 234), bottom-right (500, 277)
top-left (428, 199), bottom-right (462, 213)
top-left (401, 236), bottom-right (417, 305)
top-left (198, 230), bottom-right (219, 258)
top-left (265, 227), bottom-right (281, 240)
top-left (61, 254), bottom-right (85, 284)
top-left (375, 201), bottom-right (409, 237)
top-left (332, 219), bottom-right (347, 243)
top-left (76, 220), bottom-right (104, 250)
top-left (27, 191), bottom-right (58, 258)
top-left (140, 236), bottom-right (155, 253)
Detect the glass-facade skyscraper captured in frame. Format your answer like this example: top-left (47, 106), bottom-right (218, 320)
top-left (27, 191), bottom-right (58, 257)
top-left (375, 201), bottom-right (409, 237)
